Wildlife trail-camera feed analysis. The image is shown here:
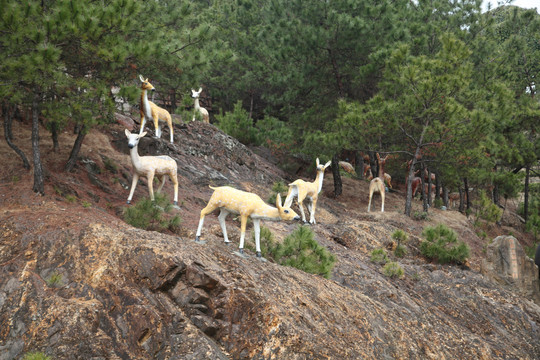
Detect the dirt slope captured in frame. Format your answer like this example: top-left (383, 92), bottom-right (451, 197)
top-left (0, 117), bottom-right (539, 359)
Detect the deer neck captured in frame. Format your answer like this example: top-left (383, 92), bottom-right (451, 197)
top-left (315, 170), bottom-right (325, 194)
top-left (141, 89), bottom-right (152, 119)
top-left (251, 203), bottom-right (281, 221)
top-left (194, 97), bottom-right (201, 111)
top-left (129, 145), bottom-right (143, 171)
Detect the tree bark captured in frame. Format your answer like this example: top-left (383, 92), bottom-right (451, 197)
top-left (65, 124), bottom-right (87, 172)
top-left (3, 103), bottom-right (30, 170)
top-left (443, 186), bottom-right (449, 208)
top-left (31, 97), bottom-right (45, 195)
top-left (50, 121), bottom-right (59, 152)
top-left (464, 177), bottom-right (471, 211)
top-left (421, 162), bottom-right (428, 212)
top-left (331, 154), bottom-right (342, 197)
top-left (458, 187), bottom-right (464, 213)
top-left (427, 168), bottom-right (433, 208)
top-left (524, 165), bottom-right (530, 222)
top-left (354, 151), bottom-right (363, 179)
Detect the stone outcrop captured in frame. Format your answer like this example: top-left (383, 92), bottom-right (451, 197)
top-left (482, 235), bottom-right (540, 305)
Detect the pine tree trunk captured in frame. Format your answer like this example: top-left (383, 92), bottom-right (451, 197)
top-left (331, 154), bottom-right (342, 197)
top-left (405, 159), bottom-right (418, 217)
top-left (354, 151), bottom-right (362, 179)
top-left (421, 162), bottom-right (428, 212)
top-left (524, 165), bottom-right (530, 222)
top-left (464, 177), bottom-right (471, 211)
top-left (458, 187), bottom-right (464, 213)
top-left (427, 168), bottom-right (433, 208)
top-left (65, 124), bottom-right (87, 172)
top-left (31, 97), bottom-right (45, 195)
top-left (51, 121), bottom-right (59, 152)
top-left (443, 186), bottom-right (449, 208)
top-left (3, 103), bottom-right (30, 170)
top-left (434, 172), bottom-right (441, 203)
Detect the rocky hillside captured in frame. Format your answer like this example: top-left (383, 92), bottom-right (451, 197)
top-left (1, 117), bottom-right (540, 359)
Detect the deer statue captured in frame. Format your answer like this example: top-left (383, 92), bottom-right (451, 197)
top-left (195, 186), bottom-right (300, 258)
top-left (367, 153), bottom-right (389, 212)
top-left (125, 129), bottom-right (179, 206)
top-left (191, 88), bottom-right (210, 123)
top-left (284, 158), bottom-right (331, 224)
top-left (338, 160), bottom-right (355, 175)
top-left (139, 75), bottom-right (174, 143)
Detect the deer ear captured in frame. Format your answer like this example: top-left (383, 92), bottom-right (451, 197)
top-left (140, 131), bottom-right (147, 138)
top-left (139, 75), bottom-right (145, 82)
top-left (316, 158), bottom-right (320, 166)
top-left (198, 87), bottom-right (202, 93)
top-left (324, 161), bottom-right (331, 168)
top-left (276, 193), bottom-right (282, 209)
top-left (125, 129), bottom-right (131, 137)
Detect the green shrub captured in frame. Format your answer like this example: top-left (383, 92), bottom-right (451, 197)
top-left (370, 248), bottom-right (388, 264)
top-left (247, 226), bottom-right (278, 258)
top-left (45, 270), bottom-right (64, 288)
top-left (473, 190), bottom-right (502, 225)
top-left (123, 193), bottom-right (182, 232)
top-left (420, 224), bottom-right (470, 264)
top-left (394, 244), bottom-right (407, 258)
top-left (392, 229), bottom-right (408, 245)
top-left (272, 226), bottom-right (336, 278)
top-left (383, 262), bottom-right (404, 278)
top-left (215, 101), bottom-right (257, 145)
top-left (22, 352), bottom-right (51, 360)
top-left (434, 198), bottom-right (444, 209)
top-left (413, 211), bottom-right (429, 221)
top-left (267, 181), bottom-right (289, 204)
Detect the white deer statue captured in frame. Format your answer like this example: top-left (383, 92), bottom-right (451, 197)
top-left (191, 88), bottom-right (210, 123)
top-left (139, 75), bottom-right (174, 143)
top-left (125, 129), bottom-right (179, 206)
top-left (195, 186), bottom-right (300, 258)
top-left (367, 153), bottom-right (389, 212)
top-left (284, 158), bottom-right (331, 224)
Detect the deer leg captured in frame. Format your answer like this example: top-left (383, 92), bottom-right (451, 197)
top-left (238, 214), bottom-right (248, 253)
top-left (139, 116), bottom-right (146, 135)
top-left (253, 218), bottom-right (262, 257)
top-left (380, 186), bottom-right (385, 212)
top-left (367, 188), bottom-right (373, 212)
top-left (127, 173), bottom-right (140, 204)
top-left (196, 201), bottom-right (219, 241)
top-left (147, 173), bottom-right (155, 202)
top-left (218, 209), bottom-right (231, 244)
top-left (156, 175), bottom-right (165, 193)
top-left (297, 200), bottom-right (307, 223)
top-left (308, 197), bottom-right (317, 224)
top-left (170, 170), bottom-right (178, 205)
top-left (169, 120), bottom-right (174, 143)
top-left (155, 120), bottom-right (162, 138)
top-left (284, 186), bottom-right (298, 208)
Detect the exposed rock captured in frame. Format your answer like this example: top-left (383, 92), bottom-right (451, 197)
top-left (482, 235), bottom-right (540, 304)
top-left (115, 112), bottom-right (135, 131)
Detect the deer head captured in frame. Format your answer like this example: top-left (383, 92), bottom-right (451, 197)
top-left (139, 75), bottom-right (155, 92)
top-left (125, 129), bottom-right (147, 149)
top-left (191, 87), bottom-right (203, 99)
top-left (276, 193), bottom-right (301, 221)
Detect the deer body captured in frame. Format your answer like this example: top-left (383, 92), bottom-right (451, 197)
top-left (125, 130), bottom-right (178, 205)
top-left (191, 88), bottom-right (209, 123)
top-left (284, 158), bottom-right (331, 224)
top-left (139, 75), bottom-right (174, 143)
top-left (195, 186), bottom-right (300, 257)
top-left (367, 153), bottom-right (388, 212)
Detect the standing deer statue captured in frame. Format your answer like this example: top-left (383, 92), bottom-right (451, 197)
top-left (195, 186), bottom-right (300, 258)
top-left (125, 129), bottom-right (179, 206)
top-left (367, 153), bottom-right (389, 212)
top-left (191, 88), bottom-right (210, 123)
top-left (139, 75), bottom-right (174, 143)
top-left (284, 158), bottom-right (331, 224)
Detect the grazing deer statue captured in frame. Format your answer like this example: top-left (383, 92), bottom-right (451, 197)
top-left (191, 88), bottom-right (210, 123)
top-left (284, 158), bottom-right (331, 224)
top-left (338, 160), bottom-right (355, 175)
top-left (195, 186), bottom-right (300, 257)
top-left (125, 129), bottom-right (178, 206)
top-left (367, 153), bottom-right (389, 212)
top-left (139, 75), bottom-right (174, 143)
